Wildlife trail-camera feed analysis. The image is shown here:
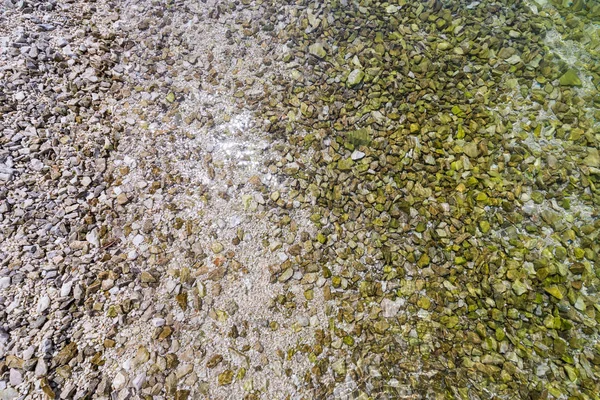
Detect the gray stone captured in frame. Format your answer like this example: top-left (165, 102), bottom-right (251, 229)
top-left (9, 369), bottom-right (22, 386)
top-left (347, 69), bottom-right (365, 87)
top-left (351, 150), bottom-right (365, 160)
top-left (308, 43), bottom-right (326, 58)
top-left (0, 277), bottom-right (10, 290)
top-left (35, 358), bottom-right (48, 377)
top-left (37, 296), bottom-right (50, 313)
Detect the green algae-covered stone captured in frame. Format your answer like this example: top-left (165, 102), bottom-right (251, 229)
top-left (559, 69), bottom-right (582, 86)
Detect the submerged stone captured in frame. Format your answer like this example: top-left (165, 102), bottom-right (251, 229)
top-left (559, 69), bottom-right (582, 86)
top-left (309, 43), bottom-right (326, 59)
top-left (347, 69), bottom-right (365, 87)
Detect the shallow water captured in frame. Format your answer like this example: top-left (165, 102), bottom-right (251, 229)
top-left (0, 0), bottom-right (599, 398)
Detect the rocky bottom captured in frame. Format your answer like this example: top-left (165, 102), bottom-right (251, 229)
top-left (1, 0), bottom-right (599, 399)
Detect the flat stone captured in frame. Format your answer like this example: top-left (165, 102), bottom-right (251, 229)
top-left (54, 342), bottom-right (78, 366)
top-left (308, 43), bottom-right (326, 58)
top-left (544, 285), bottom-right (563, 300)
top-left (35, 358), bottom-right (48, 377)
top-left (113, 371), bottom-right (127, 390)
top-left (347, 69), bottom-right (365, 87)
top-left (512, 280), bottom-right (528, 296)
top-left (351, 150), bottom-right (365, 160)
top-left (37, 296), bottom-right (51, 313)
top-left (559, 69), bottom-right (582, 86)
top-left (116, 193), bottom-right (129, 205)
top-left (463, 142), bottom-right (479, 158)
top-left (381, 298), bottom-right (403, 318)
top-left (9, 368), bottom-right (22, 386)
top-left (60, 281), bottom-right (72, 297)
top-left (0, 276), bottom-right (10, 289)
top-left (583, 148), bottom-right (599, 168)
top-left (337, 158), bottom-right (354, 171)
top-left (0, 388), bottom-right (19, 400)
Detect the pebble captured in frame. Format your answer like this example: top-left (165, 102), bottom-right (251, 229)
top-left (351, 150), bottom-right (365, 160)
top-left (0, 1), bottom-right (595, 399)
top-left (132, 234), bottom-right (144, 246)
top-left (37, 296), bottom-right (50, 313)
top-left (35, 358), bottom-right (48, 377)
top-left (60, 281), bottom-right (73, 297)
top-left (0, 277), bottom-right (10, 290)
top-left (9, 369), bottom-right (22, 386)
top-left (116, 193), bottom-right (129, 205)
top-left (113, 372), bottom-right (127, 390)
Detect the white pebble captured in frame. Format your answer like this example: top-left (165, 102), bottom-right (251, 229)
top-left (351, 150), bottom-right (365, 160)
top-left (0, 276), bottom-right (10, 289)
top-left (60, 281), bottom-right (73, 297)
top-left (37, 296), bottom-right (51, 313)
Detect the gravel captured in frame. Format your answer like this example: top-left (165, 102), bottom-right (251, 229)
top-left (1, 0), bottom-right (599, 399)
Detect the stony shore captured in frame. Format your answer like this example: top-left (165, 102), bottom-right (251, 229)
top-left (1, 0), bottom-right (599, 399)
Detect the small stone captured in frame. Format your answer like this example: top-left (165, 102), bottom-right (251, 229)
top-left (54, 342), bottom-right (78, 366)
top-left (512, 280), bottom-right (528, 296)
top-left (347, 69), bottom-right (365, 87)
top-left (417, 253), bottom-right (430, 268)
top-left (417, 297), bottom-right (431, 310)
top-left (332, 359), bottom-right (346, 375)
top-left (505, 54), bottom-right (522, 65)
top-left (445, 315), bottom-right (459, 329)
top-left (559, 69), bottom-right (582, 86)
top-left (116, 193), bottom-right (129, 205)
top-left (497, 47), bottom-right (516, 59)
top-left (132, 373), bottom-right (146, 391)
top-left (40, 377), bottom-right (55, 399)
top-left (211, 242), bottom-right (224, 254)
top-left (85, 229), bottom-right (99, 247)
top-left (308, 43), bottom-right (326, 58)
top-left (380, 298), bottom-right (402, 318)
top-left (37, 296), bottom-right (50, 313)
top-left (113, 372), bottom-right (127, 390)
top-left (80, 176), bottom-right (92, 187)
top-left (479, 220), bottom-right (491, 234)
top-left (218, 370), bottom-right (234, 386)
top-left (35, 358), bottom-right (48, 377)
top-left (337, 158), bottom-right (354, 171)
top-left (140, 271), bottom-right (156, 283)
top-left (0, 276), bottom-right (10, 289)
top-left (463, 142), bottom-right (479, 158)
top-left (278, 268), bottom-right (293, 283)
top-left (132, 234), bottom-right (144, 246)
top-left (583, 148), bottom-right (599, 168)
top-left (0, 388), bottom-right (18, 399)
top-left (134, 346), bottom-right (150, 366)
top-left (437, 41), bottom-right (451, 50)
top-left (544, 285), bottom-right (563, 300)
top-left (9, 368), bottom-right (22, 386)
top-left (60, 281), bottom-right (72, 297)
top-left (158, 326), bottom-right (173, 340)
top-left (206, 354), bottom-right (223, 369)
top-left (351, 150), bottom-right (365, 160)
